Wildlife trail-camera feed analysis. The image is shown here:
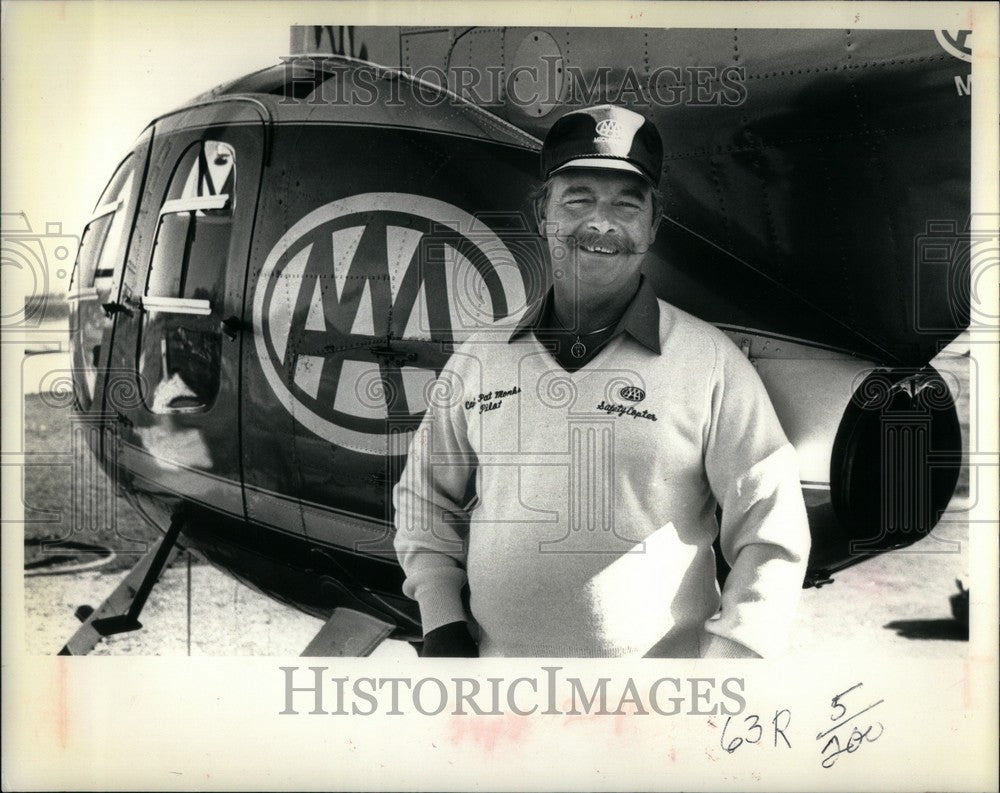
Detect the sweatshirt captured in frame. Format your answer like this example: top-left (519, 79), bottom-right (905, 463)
top-left (392, 286), bottom-right (811, 657)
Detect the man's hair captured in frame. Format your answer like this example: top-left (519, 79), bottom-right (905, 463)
top-left (530, 178), bottom-right (664, 233)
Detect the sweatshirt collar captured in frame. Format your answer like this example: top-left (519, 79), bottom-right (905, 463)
top-left (510, 275), bottom-right (662, 355)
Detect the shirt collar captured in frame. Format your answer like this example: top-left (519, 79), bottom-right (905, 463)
top-left (509, 275), bottom-right (661, 355)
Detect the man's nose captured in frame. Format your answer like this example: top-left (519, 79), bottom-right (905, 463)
top-left (585, 204), bottom-right (616, 234)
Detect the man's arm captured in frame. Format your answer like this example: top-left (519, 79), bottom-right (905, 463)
top-left (393, 359), bottom-right (478, 654)
top-left (702, 338), bottom-right (812, 658)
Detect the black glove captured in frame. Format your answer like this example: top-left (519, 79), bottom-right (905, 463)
top-left (421, 621), bottom-right (478, 657)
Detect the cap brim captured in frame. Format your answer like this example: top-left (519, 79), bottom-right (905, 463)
top-left (549, 158), bottom-right (651, 183)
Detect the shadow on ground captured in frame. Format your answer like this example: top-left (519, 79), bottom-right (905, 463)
top-left (884, 619), bottom-right (969, 641)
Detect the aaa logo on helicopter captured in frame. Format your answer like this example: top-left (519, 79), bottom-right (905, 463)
top-left (253, 193), bottom-right (528, 456)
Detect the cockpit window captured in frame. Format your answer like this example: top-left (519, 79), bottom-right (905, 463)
top-left (140, 139), bottom-right (235, 414)
top-left (70, 153), bottom-right (136, 411)
top-left (70, 156), bottom-right (135, 295)
top-left (170, 139), bottom-right (236, 204)
top-left (147, 140), bottom-right (235, 300)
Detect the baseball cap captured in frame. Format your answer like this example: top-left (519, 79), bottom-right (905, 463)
top-left (541, 104), bottom-right (663, 186)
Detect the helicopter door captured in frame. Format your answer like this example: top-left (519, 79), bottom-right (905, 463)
top-left (106, 118), bottom-right (263, 525)
top-left (69, 129), bottom-right (151, 424)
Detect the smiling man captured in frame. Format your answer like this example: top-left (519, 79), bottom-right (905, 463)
top-left (393, 105), bottom-right (811, 658)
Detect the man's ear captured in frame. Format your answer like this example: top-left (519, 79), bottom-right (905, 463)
top-left (648, 188), bottom-right (664, 243)
top-left (534, 196), bottom-right (547, 235)
top-left (649, 212), bottom-right (662, 240)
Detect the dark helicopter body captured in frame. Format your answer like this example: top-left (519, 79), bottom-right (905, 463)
top-left (68, 26), bottom-right (968, 648)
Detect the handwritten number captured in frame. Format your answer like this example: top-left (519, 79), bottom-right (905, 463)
top-left (818, 683), bottom-right (883, 769)
top-left (821, 723), bottom-right (884, 767)
top-left (829, 682), bottom-right (861, 721)
top-left (720, 710), bottom-right (793, 754)
top-left (821, 736), bottom-right (840, 768)
top-left (720, 716), bottom-right (743, 754)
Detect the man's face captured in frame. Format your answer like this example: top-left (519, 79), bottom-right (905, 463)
top-left (540, 169), bottom-right (659, 290)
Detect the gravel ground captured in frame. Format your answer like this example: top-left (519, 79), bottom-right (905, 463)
top-left (24, 553), bottom-right (417, 657)
top-left (788, 500), bottom-right (970, 657)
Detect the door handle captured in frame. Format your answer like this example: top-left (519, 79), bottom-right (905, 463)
top-left (101, 301), bottom-right (133, 319)
top-left (221, 315), bottom-right (247, 339)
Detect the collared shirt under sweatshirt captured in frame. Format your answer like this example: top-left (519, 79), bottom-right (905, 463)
top-left (392, 279), bottom-right (811, 657)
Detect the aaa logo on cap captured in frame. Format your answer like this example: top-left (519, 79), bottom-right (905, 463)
top-left (619, 386), bottom-right (645, 402)
top-left (595, 118), bottom-right (624, 140)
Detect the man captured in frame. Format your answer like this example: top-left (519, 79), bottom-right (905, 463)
top-left (393, 105), bottom-right (811, 658)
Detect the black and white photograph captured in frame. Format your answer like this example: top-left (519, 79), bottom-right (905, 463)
top-left (2, 2), bottom-right (997, 790)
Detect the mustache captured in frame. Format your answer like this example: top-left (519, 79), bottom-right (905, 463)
top-left (569, 230), bottom-right (639, 254)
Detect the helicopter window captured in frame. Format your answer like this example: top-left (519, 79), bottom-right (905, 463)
top-left (146, 140), bottom-right (235, 302)
top-left (140, 139), bottom-right (234, 415)
top-left (171, 140), bottom-right (236, 204)
top-left (70, 156), bottom-right (135, 297)
top-left (73, 215), bottom-right (114, 297)
top-left (146, 209), bottom-right (230, 301)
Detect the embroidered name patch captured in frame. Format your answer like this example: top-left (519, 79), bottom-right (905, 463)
top-left (596, 400), bottom-right (658, 421)
top-left (465, 386), bottom-right (522, 414)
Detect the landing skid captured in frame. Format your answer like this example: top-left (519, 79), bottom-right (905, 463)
top-left (57, 512), bottom-right (397, 656)
top-left (58, 514), bottom-right (183, 655)
top-left (301, 608), bottom-right (395, 657)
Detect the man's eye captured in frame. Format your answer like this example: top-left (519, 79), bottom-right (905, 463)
top-left (565, 198), bottom-right (591, 206)
top-left (616, 202), bottom-right (641, 210)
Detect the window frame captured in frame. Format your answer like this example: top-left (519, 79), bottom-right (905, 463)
top-left (141, 154), bottom-right (235, 316)
top-left (136, 137), bottom-right (239, 415)
top-left (68, 153), bottom-right (133, 302)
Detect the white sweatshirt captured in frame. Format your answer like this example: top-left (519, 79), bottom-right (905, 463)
top-left (393, 291), bottom-right (811, 657)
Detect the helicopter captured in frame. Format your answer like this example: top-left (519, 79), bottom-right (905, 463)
top-left (62, 25), bottom-right (969, 655)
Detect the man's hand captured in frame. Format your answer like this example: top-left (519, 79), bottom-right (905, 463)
top-left (421, 621), bottom-right (478, 657)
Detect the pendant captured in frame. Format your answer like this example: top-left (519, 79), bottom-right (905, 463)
top-left (571, 340), bottom-right (587, 359)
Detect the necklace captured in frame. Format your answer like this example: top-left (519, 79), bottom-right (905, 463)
top-left (551, 313), bottom-right (617, 359)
